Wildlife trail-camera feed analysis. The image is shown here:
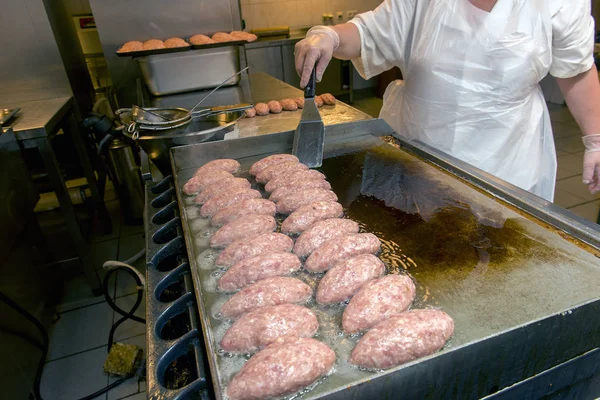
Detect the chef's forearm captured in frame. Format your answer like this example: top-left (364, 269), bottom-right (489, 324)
top-left (556, 64), bottom-right (600, 136)
top-left (331, 23), bottom-right (362, 60)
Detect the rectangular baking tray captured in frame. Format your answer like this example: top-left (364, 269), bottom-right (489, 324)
top-left (136, 47), bottom-right (241, 96)
top-left (170, 119), bottom-right (600, 399)
top-left (116, 45), bottom-right (190, 58)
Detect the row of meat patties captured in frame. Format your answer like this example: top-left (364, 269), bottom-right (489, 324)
top-left (117, 31), bottom-right (258, 53)
top-left (183, 155), bottom-right (455, 400)
top-left (244, 93), bottom-right (336, 118)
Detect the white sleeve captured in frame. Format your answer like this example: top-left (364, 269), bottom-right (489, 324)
top-left (348, 0), bottom-right (416, 80)
top-left (549, 0), bottom-right (595, 78)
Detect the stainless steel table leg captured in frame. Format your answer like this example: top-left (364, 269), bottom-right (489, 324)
top-left (65, 112), bottom-right (113, 234)
top-left (35, 137), bottom-right (102, 295)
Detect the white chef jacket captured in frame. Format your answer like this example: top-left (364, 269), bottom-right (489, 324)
top-left (350, 0), bottom-right (595, 201)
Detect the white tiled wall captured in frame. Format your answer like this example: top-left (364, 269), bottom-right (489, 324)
top-left (241, 0), bottom-right (383, 30)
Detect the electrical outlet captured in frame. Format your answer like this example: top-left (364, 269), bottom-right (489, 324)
top-left (347, 10), bottom-right (358, 19)
top-left (336, 11), bottom-right (344, 21)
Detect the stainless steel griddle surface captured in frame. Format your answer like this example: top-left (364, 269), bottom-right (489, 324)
top-left (170, 123), bottom-right (600, 400)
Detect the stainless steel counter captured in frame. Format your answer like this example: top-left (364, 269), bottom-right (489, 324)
top-left (7, 97), bottom-right (73, 140)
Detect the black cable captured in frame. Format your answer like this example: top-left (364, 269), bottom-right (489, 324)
top-left (0, 266), bottom-right (146, 400)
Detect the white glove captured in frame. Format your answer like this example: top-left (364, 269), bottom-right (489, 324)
top-left (294, 26), bottom-right (340, 88)
top-left (582, 134), bottom-right (600, 194)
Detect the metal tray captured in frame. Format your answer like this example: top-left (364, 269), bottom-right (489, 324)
top-left (170, 120), bottom-right (600, 399)
top-left (190, 40), bottom-right (247, 50)
top-left (116, 45), bottom-right (190, 58)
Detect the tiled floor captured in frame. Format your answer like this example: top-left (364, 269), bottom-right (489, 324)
top-left (38, 94), bottom-right (599, 400)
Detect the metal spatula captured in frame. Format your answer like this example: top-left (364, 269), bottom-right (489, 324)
top-left (292, 68), bottom-right (325, 168)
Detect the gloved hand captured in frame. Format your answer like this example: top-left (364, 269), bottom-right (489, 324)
top-left (582, 134), bottom-right (600, 194)
top-left (294, 26), bottom-right (340, 88)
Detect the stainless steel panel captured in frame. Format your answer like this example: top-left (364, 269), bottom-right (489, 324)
top-left (282, 44), bottom-right (301, 88)
top-left (137, 47), bottom-right (242, 96)
top-left (170, 119), bottom-right (600, 399)
top-left (89, 0), bottom-right (242, 106)
top-left (246, 47), bottom-right (284, 81)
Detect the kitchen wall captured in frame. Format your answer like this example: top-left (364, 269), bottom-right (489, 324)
top-left (241, 0), bottom-right (383, 31)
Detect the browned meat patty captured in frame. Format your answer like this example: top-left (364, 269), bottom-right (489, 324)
top-left (316, 254), bottom-right (384, 305)
top-left (249, 154), bottom-right (299, 176)
top-left (218, 252), bottom-right (301, 292)
top-left (220, 304), bottom-right (318, 353)
top-left (227, 337), bottom-right (335, 400)
top-left (244, 107), bottom-right (256, 118)
top-left (293, 218), bottom-right (360, 258)
top-left (193, 177), bottom-right (251, 204)
top-left (211, 199), bottom-right (276, 227)
top-left (216, 232), bottom-right (293, 266)
top-left (164, 37), bottom-right (189, 48)
top-left (294, 97), bottom-right (305, 109)
top-left (118, 41), bottom-right (143, 53)
top-left (280, 98), bottom-right (298, 111)
top-left (212, 32), bottom-right (236, 42)
top-left (254, 103), bottom-right (270, 116)
top-left (350, 309), bottom-right (454, 369)
top-left (276, 188), bottom-right (338, 215)
top-left (200, 189), bottom-right (261, 218)
top-left (142, 39), bottom-right (165, 50)
top-left (305, 233), bottom-right (381, 272)
top-left (343, 274), bottom-right (416, 333)
top-left (189, 34), bottom-right (216, 45)
top-left (320, 93), bottom-right (336, 105)
top-left (210, 214), bottom-right (276, 248)
top-left (194, 159), bottom-right (240, 176)
top-left (281, 201), bottom-right (344, 234)
top-left (230, 31), bottom-right (258, 42)
top-left (314, 96), bottom-right (324, 107)
top-left (255, 161), bottom-right (308, 184)
top-left (268, 100), bottom-right (283, 114)
top-left (220, 277), bottom-right (312, 320)
top-left (269, 179), bottom-right (332, 203)
top-left (264, 169), bottom-right (326, 193)
top-left (183, 170), bottom-right (234, 195)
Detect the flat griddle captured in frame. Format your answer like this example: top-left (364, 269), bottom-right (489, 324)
top-left (170, 119), bottom-right (600, 399)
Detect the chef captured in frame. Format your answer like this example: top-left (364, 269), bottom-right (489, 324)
top-left (294, 0), bottom-right (600, 201)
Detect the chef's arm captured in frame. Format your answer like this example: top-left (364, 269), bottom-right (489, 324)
top-left (295, 24), bottom-right (361, 88)
top-left (556, 64), bottom-right (600, 193)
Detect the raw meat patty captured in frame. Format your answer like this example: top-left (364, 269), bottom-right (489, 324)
top-left (255, 161), bottom-right (307, 184)
top-left (244, 107), bottom-right (256, 118)
top-left (264, 169), bottom-right (326, 193)
top-left (211, 199), bottom-right (276, 227)
top-left (193, 177), bottom-right (251, 204)
top-left (277, 188), bottom-right (338, 214)
top-left (314, 96), bottom-right (324, 107)
top-left (294, 218), bottom-right (360, 258)
top-left (220, 304), bottom-right (318, 353)
top-left (230, 31), bottom-right (258, 42)
top-left (183, 170), bottom-right (234, 195)
top-left (350, 309), bottom-right (454, 369)
top-left (118, 41), bottom-right (143, 53)
top-left (164, 37), bottom-right (188, 48)
top-left (294, 97), bottom-right (305, 109)
top-left (249, 154), bottom-right (299, 176)
top-left (194, 159), bottom-right (240, 176)
top-left (281, 201), bottom-right (344, 234)
top-left (218, 252), bottom-right (301, 292)
top-left (316, 254), bottom-right (384, 305)
top-left (227, 337), bottom-right (335, 400)
top-left (200, 189), bottom-right (262, 218)
top-left (305, 233), bottom-right (381, 272)
top-left (343, 274), bottom-right (416, 333)
top-left (269, 179), bottom-right (332, 203)
top-left (189, 34), bottom-right (216, 45)
top-left (254, 103), bottom-right (270, 116)
top-left (209, 215), bottom-right (276, 248)
top-left (142, 39), bottom-right (165, 50)
top-left (212, 32), bottom-right (236, 42)
top-left (221, 277), bottom-right (312, 320)
top-left (216, 233), bottom-right (293, 267)
top-left (320, 93), bottom-right (336, 105)
top-left (280, 98), bottom-right (298, 111)
top-left (268, 100), bottom-right (283, 114)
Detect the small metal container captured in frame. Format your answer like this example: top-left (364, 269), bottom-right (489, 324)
top-left (137, 47), bottom-right (241, 96)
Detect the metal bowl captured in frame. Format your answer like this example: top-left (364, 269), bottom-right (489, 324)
top-left (116, 107), bottom-right (192, 128)
top-left (123, 110), bottom-right (244, 174)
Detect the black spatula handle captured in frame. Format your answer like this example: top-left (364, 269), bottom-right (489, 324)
top-left (304, 68), bottom-right (317, 98)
